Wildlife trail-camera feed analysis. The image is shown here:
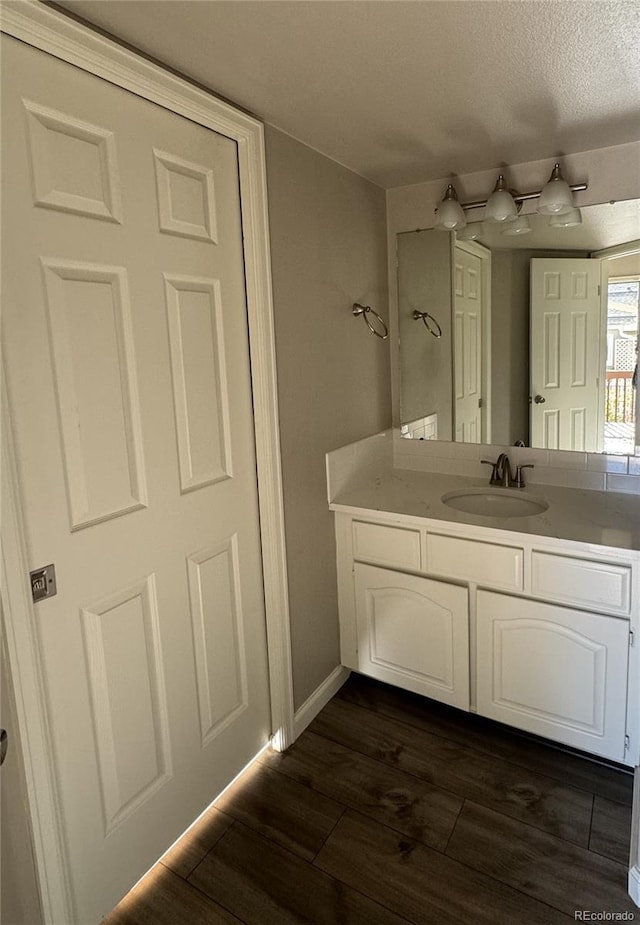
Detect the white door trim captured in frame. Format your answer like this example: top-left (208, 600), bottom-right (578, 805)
top-left (1, 5), bottom-right (294, 923)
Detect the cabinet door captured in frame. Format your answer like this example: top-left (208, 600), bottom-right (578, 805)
top-left (476, 591), bottom-right (630, 762)
top-left (354, 563), bottom-right (469, 709)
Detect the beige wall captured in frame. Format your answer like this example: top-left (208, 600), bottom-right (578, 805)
top-left (1, 637), bottom-right (43, 925)
top-left (264, 126), bottom-right (390, 709)
top-left (397, 230), bottom-right (452, 436)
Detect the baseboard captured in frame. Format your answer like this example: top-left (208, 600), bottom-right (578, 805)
top-left (629, 865), bottom-right (640, 908)
top-left (293, 665), bottom-right (350, 740)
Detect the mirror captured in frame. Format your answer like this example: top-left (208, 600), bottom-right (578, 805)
top-left (397, 199), bottom-right (640, 454)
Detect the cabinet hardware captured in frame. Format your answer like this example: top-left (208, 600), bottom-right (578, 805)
top-left (630, 629), bottom-right (635, 647)
top-left (625, 734), bottom-right (630, 751)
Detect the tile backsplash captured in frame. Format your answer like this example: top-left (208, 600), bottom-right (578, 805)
top-left (325, 430), bottom-right (393, 500)
top-left (326, 429), bottom-right (640, 499)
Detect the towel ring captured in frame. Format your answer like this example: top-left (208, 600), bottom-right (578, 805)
top-left (353, 303), bottom-right (389, 340)
top-left (413, 310), bottom-right (442, 338)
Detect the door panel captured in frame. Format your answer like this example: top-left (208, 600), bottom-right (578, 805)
top-left (454, 247), bottom-right (483, 442)
top-left (2, 35), bottom-right (271, 923)
top-left (530, 258), bottom-right (602, 451)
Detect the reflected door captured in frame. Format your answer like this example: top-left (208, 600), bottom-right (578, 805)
top-left (2, 36), bottom-right (271, 923)
top-left (453, 247), bottom-right (483, 442)
top-left (530, 259), bottom-right (602, 451)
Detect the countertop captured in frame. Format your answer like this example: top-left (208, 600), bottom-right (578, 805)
top-left (329, 467), bottom-right (640, 553)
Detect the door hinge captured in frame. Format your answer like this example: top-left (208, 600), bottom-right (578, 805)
top-left (478, 398), bottom-right (483, 408)
top-left (624, 733), bottom-right (630, 751)
top-left (630, 628), bottom-right (635, 647)
top-left (597, 284), bottom-right (601, 296)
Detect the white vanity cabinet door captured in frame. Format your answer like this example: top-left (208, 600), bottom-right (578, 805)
top-left (354, 563), bottom-right (469, 709)
top-left (476, 590), bottom-right (630, 763)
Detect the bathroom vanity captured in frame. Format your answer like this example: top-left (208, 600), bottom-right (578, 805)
top-left (330, 462), bottom-right (640, 767)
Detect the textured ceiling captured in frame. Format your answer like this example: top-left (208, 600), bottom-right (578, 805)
top-left (56, 0), bottom-right (640, 189)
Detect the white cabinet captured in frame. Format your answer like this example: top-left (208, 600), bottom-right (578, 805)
top-left (333, 510), bottom-right (637, 766)
top-left (354, 563), bottom-right (469, 709)
top-left (476, 590), bottom-right (630, 762)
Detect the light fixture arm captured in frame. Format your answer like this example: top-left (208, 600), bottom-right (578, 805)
top-left (460, 181), bottom-right (587, 212)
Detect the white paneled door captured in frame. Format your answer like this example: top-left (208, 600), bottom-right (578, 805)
top-left (453, 247), bottom-right (483, 443)
top-left (530, 258), bottom-right (602, 451)
top-left (2, 35), bottom-right (272, 923)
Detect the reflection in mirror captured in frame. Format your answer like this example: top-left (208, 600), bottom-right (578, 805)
top-left (397, 200), bottom-right (640, 455)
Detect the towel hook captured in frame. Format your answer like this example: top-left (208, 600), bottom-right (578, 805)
top-left (413, 310), bottom-right (442, 338)
top-left (352, 303), bottom-right (388, 339)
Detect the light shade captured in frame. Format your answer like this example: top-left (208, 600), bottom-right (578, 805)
top-left (435, 184), bottom-right (466, 230)
top-left (486, 175), bottom-right (518, 223)
top-left (549, 207), bottom-right (583, 228)
top-left (456, 221), bottom-right (485, 241)
top-left (537, 163), bottom-right (574, 214)
top-left (501, 215), bottom-right (531, 236)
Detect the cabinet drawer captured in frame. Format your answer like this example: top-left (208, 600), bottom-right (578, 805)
top-left (531, 551), bottom-right (631, 616)
top-left (426, 533), bottom-right (523, 591)
top-left (352, 520), bottom-right (421, 570)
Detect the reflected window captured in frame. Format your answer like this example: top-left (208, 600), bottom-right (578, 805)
top-left (605, 278), bottom-right (639, 455)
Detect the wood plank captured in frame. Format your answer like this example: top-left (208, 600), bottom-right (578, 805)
top-left (589, 795), bottom-right (633, 865)
top-left (259, 730), bottom-right (462, 850)
top-left (189, 821), bottom-right (412, 925)
top-left (314, 809), bottom-right (572, 925)
top-left (102, 863), bottom-right (243, 925)
top-left (446, 801), bottom-right (637, 916)
top-left (160, 805), bottom-right (233, 878)
top-left (212, 759), bottom-right (343, 861)
top-left (311, 697), bottom-right (594, 845)
top-left (338, 674), bottom-right (633, 805)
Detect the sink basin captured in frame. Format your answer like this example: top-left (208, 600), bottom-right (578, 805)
top-left (441, 488), bottom-right (548, 518)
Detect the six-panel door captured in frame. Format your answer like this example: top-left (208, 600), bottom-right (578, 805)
top-left (2, 35), bottom-right (271, 923)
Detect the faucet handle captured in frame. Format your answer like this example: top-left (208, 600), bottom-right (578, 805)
top-left (514, 464), bottom-right (534, 488)
top-left (481, 459), bottom-right (501, 485)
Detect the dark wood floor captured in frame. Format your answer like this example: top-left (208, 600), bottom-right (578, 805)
top-left (103, 673), bottom-right (636, 925)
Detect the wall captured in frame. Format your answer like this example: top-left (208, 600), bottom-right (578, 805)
top-left (1, 636), bottom-right (43, 925)
top-left (605, 253), bottom-right (640, 280)
top-left (397, 230), bottom-right (452, 436)
top-left (264, 126), bottom-right (390, 709)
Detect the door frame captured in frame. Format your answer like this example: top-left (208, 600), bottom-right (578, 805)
top-left (0, 5), bottom-right (294, 923)
top-left (593, 241), bottom-right (640, 454)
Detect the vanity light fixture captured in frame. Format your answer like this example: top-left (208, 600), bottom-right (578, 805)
top-left (456, 221), bottom-right (485, 240)
top-left (549, 206), bottom-right (583, 228)
top-left (536, 163), bottom-right (574, 214)
top-left (501, 215), bottom-right (532, 235)
top-left (434, 184), bottom-right (466, 230)
top-left (435, 162), bottom-right (586, 230)
top-left (485, 175), bottom-right (518, 223)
